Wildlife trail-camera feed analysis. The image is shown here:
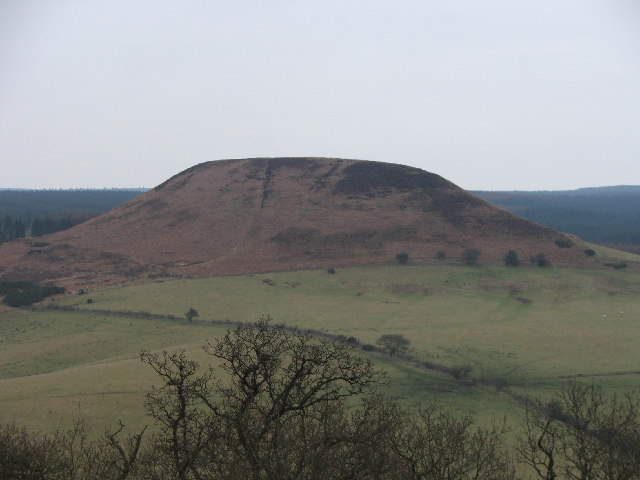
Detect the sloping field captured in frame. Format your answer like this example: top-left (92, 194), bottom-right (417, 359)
top-left (2, 263), bottom-right (640, 432)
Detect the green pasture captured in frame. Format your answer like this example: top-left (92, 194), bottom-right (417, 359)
top-left (2, 264), bottom-right (640, 433)
top-left (60, 265), bottom-right (640, 382)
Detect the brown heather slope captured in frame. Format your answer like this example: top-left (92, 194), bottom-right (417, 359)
top-left (0, 158), bottom-right (599, 289)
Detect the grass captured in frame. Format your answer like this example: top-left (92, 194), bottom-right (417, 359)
top-left (2, 264), bottom-right (640, 432)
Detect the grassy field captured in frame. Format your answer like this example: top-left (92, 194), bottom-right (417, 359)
top-left (2, 263), bottom-right (640, 433)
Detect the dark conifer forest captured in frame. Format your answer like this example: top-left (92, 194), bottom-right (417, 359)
top-left (0, 189), bottom-right (145, 243)
top-left (474, 186), bottom-right (640, 252)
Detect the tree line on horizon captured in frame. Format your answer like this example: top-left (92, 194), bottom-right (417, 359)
top-left (1, 187), bottom-right (639, 250)
top-left (0, 189), bottom-right (145, 244)
top-left (2, 318), bottom-right (639, 480)
top-left (0, 189), bottom-right (144, 220)
top-left (0, 213), bottom-right (99, 244)
top-left (474, 190), bottom-right (640, 249)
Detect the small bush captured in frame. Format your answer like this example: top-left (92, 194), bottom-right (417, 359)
top-left (531, 253), bottom-right (550, 267)
top-left (327, 268), bottom-right (336, 274)
top-left (395, 252), bottom-right (409, 265)
top-left (462, 248), bottom-right (480, 265)
top-left (436, 251), bottom-right (446, 260)
top-left (555, 238), bottom-right (573, 248)
top-left (504, 250), bottom-right (519, 267)
top-left (361, 344), bottom-right (375, 352)
top-left (492, 377), bottom-right (510, 391)
top-left (87, 298), bottom-right (93, 304)
top-left (584, 248), bottom-right (596, 256)
top-left (451, 364), bottom-right (473, 379)
top-left (605, 262), bottom-right (627, 270)
top-left (376, 334), bottom-right (410, 357)
top-left (185, 307), bottom-right (199, 322)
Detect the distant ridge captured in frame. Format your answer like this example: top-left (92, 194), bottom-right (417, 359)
top-left (0, 189), bottom-right (146, 219)
top-left (0, 158), bottom-right (602, 288)
top-left (474, 185), bottom-right (640, 195)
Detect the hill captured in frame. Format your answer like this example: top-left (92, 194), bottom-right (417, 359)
top-left (0, 158), bottom-right (603, 288)
top-left (474, 187), bottom-right (640, 253)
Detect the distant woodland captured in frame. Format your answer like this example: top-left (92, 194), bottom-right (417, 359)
top-left (0, 189), bottom-right (145, 243)
top-left (474, 186), bottom-right (640, 253)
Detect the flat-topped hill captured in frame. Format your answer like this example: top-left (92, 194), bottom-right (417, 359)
top-left (0, 158), bottom-right (596, 288)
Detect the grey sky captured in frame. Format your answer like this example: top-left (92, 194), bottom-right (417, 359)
top-left (1, 1), bottom-right (639, 190)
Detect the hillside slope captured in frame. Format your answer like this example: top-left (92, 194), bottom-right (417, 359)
top-left (0, 158), bottom-right (595, 288)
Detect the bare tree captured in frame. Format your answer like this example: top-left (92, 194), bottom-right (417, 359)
top-left (141, 316), bottom-right (380, 479)
top-left (516, 382), bottom-right (640, 480)
top-left (376, 334), bottom-right (410, 357)
top-left (184, 308), bottom-right (199, 323)
top-left (140, 350), bottom-right (214, 480)
top-left (350, 396), bottom-right (516, 480)
top-left (0, 419), bottom-right (146, 480)
top-left (516, 401), bottom-right (560, 480)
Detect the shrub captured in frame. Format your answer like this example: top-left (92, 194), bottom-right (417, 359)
top-left (87, 298), bottom-right (93, 304)
top-left (605, 262), bottom-right (627, 270)
top-left (584, 248), bottom-right (596, 256)
top-left (462, 248), bottom-right (480, 265)
top-left (515, 297), bottom-right (532, 304)
top-left (376, 334), bottom-right (410, 357)
top-left (395, 252), bottom-right (409, 265)
top-left (504, 250), bottom-right (519, 267)
top-left (492, 376), bottom-right (510, 391)
top-left (451, 364), bottom-right (473, 379)
top-left (327, 268), bottom-right (336, 274)
top-left (184, 307), bottom-right (199, 322)
top-left (361, 344), bottom-right (375, 352)
top-left (436, 251), bottom-right (446, 260)
top-left (531, 253), bottom-right (550, 267)
top-left (555, 238), bottom-right (573, 248)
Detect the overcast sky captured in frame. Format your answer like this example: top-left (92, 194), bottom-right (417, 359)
top-left (1, 1), bottom-right (639, 190)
